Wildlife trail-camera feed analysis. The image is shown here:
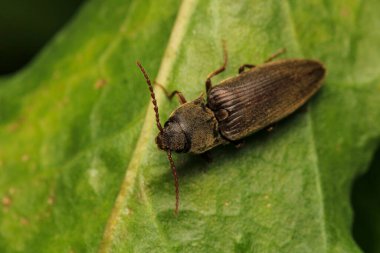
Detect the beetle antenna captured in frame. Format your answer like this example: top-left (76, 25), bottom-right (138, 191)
top-left (137, 61), bottom-right (180, 215)
top-left (167, 150), bottom-right (179, 215)
top-left (136, 61), bottom-right (163, 132)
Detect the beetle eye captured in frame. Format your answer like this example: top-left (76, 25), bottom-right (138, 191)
top-left (164, 117), bottom-right (175, 127)
top-left (156, 132), bottom-right (166, 151)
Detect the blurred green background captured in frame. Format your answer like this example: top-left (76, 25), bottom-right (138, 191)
top-left (0, 0), bottom-right (84, 75)
top-left (0, 1), bottom-right (379, 252)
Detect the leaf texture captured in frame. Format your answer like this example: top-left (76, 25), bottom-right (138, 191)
top-left (0, 0), bottom-right (380, 252)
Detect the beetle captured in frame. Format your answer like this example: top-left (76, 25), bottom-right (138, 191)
top-left (136, 46), bottom-right (325, 214)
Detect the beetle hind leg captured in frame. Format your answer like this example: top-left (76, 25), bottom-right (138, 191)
top-left (264, 48), bottom-right (286, 63)
top-left (205, 42), bottom-right (228, 92)
top-left (238, 48), bottom-right (286, 74)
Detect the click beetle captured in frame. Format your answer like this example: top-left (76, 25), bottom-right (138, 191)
top-left (136, 46), bottom-right (325, 214)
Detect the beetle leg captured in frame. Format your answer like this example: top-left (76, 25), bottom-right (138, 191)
top-left (201, 151), bottom-right (213, 163)
top-left (238, 64), bottom-right (256, 74)
top-left (237, 49), bottom-right (286, 74)
top-left (266, 122), bottom-right (279, 132)
top-left (154, 82), bottom-right (187, 104)
top-left (220, 135), bottom-right (246, 149)
top-left (205, 42), bottom-right (228, 92)
top-left (233, 140), bottom-right (245, 149)
top-left (264, 48), bottom-right (286, 63)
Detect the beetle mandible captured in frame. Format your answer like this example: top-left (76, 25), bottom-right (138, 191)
top-left (136, 45), bottom-right (326, 214)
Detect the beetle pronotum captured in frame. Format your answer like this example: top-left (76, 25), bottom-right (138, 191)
top-left (137, 46), bottom-right (325, 214)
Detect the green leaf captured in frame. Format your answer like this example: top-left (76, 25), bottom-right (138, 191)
top-left (1, 0), bottom-right (380, 252)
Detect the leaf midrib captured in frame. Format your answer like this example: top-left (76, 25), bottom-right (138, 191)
top-left (97, 0), bottom-right (200, 251)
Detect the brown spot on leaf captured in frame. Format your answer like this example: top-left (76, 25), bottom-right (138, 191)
top-left (48, 195), bottom-right (55, 205)
top-left (20, 217), bottom-right (29, 226)
top-left (340, 7), bottom-right (349, 17)
top-left (7, 117), bottom-right (25, 132)
top-left (21, 154), bottom-right (30, 162)
top-left (2, 196), bottom-right (12, 207)
top-left (95, 79), bottom-right (108, 89)
top-left (9, 187), bottom-right (16, 195)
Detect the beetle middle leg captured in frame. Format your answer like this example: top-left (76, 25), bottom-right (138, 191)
top-left (232, 139), bottom-right (245, 149)
top-left (154, 82), bottom-right (187, 104)
top-left (205, 42), bottom-right (228, 92)
top-left (238, 64), bottom-right (256, 74)
top-left (201, 151), bottom-right (213, 163)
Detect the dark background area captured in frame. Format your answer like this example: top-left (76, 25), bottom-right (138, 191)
top-left (0, 1), bottom-right (379, 252)
top-left (0, 0), bottom-right (85, 75)
top-left (352, 146), bottom-right (380, 253)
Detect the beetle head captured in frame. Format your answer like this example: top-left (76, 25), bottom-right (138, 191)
top-left (156, 119), bottom-right (188, 152)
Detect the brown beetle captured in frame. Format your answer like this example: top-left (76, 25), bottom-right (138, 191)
top-left (136, 47), bottom-right (325, 214)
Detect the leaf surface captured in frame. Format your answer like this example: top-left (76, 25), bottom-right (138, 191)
top-left (0, 0), bottom-right (380, 252)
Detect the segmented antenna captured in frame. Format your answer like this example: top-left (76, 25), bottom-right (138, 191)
top-left (136, 61), bottom-right (180, 215)
top-left (167, 150), bottom-right (179, 215)
top-left (136, 61), bottom-right (163, 132)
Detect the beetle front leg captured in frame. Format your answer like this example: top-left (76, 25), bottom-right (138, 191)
top-left (154, 82), bottom-right (187, 104)
top-left (205, 42), bottom-right (228, 92)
